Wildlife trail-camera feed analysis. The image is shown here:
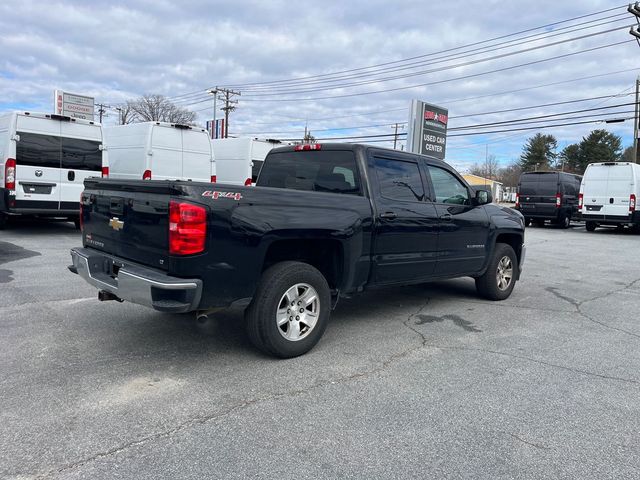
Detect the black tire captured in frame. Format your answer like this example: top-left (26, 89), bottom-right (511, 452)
top-left (585, 221), bottom-right (597, 232)
top-left (0, 213), bottom-right (7, 230)
top-left (475, 243), bottom-right (518, 301)
top-left (73, 218), bottom-right (81, 230)
top-left (558, 213), bottom-right (571, 229)
top-left (524, 218), bottom-right (531, 227)
top-left (616, 224), bottom-right (625, 232)
top-left (245, 261), bottom-right (331, 358)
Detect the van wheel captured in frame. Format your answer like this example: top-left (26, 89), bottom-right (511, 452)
top-left (524, 218), bottom-right (531, 227)
top-left (585, 221), bottom-right (597, 232)
top-left (245, 261), bottom-right (331, 358)
top-left (0, 213), bottom-right (7, 230)
top-left (533, 219), bottom-right (545, 227)
top-left (559, 213), bottom-right (571, 229)
top-left (72, 218), bottom-right (81, 230)
top-left (475, 243), bottom-right (518, 301)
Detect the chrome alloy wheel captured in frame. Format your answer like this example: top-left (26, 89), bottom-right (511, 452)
top-left (496, 256), bottom-right (514, 291)
top-left (276, 283), bottom-right (320, 341)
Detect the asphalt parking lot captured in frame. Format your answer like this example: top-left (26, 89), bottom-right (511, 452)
top-left (1, 219), bottom-right (639, 479)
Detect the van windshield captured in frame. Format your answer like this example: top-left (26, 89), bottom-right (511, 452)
top-left (16, 132), bottom-right (102, 171)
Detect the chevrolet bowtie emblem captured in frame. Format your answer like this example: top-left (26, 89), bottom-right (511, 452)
top-left (109, 217), bottom-right (124, 231)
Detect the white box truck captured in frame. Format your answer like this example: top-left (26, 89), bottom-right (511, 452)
top-left (579, 162), bottom-right (640, 232)
top-left (103, 122), bottom-right (215, 182)
top-left (211, 138), bottom-right (285, 185)
top-left (0, 112), bottom-right (105, 229)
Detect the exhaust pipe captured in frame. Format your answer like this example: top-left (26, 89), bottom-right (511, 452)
top-left (98, 290), bottom-right (123, 302)
top-left (196, 314), bottom-right (209, 325)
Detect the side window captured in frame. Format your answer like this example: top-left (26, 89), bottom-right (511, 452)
top-left (16, 132), bottom-right (61, 168)
top-left (374, 157), bottom-right (425, 202)
top-left (427, 166), bottom-right (470, 205)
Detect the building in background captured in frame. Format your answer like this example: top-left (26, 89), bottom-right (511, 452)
top-left (462, 174), bottom-right (503, 203)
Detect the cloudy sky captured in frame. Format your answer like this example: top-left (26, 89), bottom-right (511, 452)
top-left (1, 0), bottom-right (638, 171)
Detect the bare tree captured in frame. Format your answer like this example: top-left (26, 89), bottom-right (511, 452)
top-left (126, 94), bottom-right (196, 124)
top-left (117, 103), bottom-right (135, 125)
top-left (496, 162), bottom-right (522, 187)
top-left (469, 154), bottom-right (500, 179)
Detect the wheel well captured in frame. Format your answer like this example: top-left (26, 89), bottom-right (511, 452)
top-left (495, 233), bottom-right (523, 263)
top-left (262, 239), bottom-right (343, 290)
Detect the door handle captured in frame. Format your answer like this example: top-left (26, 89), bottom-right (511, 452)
top-left (379, 211), bottom-right (397, 220)
top-left (440, 213), bottom-right (453, 221)
top-left (68, 170), bottom-right (75, 182)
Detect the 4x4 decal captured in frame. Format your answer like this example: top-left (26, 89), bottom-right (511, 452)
top-left (202, 190), bottom-right (243, 201)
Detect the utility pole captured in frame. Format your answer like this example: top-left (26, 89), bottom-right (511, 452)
top-left (207, 88), bottom-right (218, 138)
top-left (634, 76), bottom-right (640, 163)
top-left (95, 103), bottom-right (109, 123)
top-left (217, 88), bottom-right (240, 138)
top-left (392, 123), bottom-right (400, 149)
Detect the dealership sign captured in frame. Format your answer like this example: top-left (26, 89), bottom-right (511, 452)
top-left (54, 90), bottom-right (95, 121)
top-left (406, 100), bottom-right (448, 160)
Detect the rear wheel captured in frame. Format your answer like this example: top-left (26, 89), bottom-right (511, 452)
top-left (72, 218), bottom-right (81, 230)
top-left (475, 243), bottom-right (518, 301)
top-left (524, 218), bottom-right (531, 227)
top-left (533, 219), bottom-right (545, 227)
top-left (559, 213), bottom-right (571, 229)
top-left (0, 213), bottom-right (7, 230)
top-left (245, 261), bottom-right (331, 358)
top-left (585, 221), bottom-right (597, 232)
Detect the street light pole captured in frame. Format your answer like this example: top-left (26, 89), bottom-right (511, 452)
top-left (634, 77), bottom-right (639, 163)
top-left (208, 88), bottom-right (218, 138)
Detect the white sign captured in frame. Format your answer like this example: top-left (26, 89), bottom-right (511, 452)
top-left (54, 90), bottom-right (95, 121)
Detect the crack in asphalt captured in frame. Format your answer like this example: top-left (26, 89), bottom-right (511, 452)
top-left (506, 432), bottom-right (551, 451)
top-left (29, 300), bottom-right (435, 479)
top-left (546, 278), bottom-right (640, 340)
top-left (422, 344), bottom-right (640, 386)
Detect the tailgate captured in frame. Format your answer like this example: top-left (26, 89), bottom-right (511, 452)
top-left (81, 180), bottom-right (180, 270)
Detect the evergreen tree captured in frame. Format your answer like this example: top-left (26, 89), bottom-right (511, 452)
top-left (519, 133), bottom-right (558, 171)
top-left (576, 129), bottom-right (622, 173)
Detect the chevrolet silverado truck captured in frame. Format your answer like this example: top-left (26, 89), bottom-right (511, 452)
top-left (69, 143), bottom-right (525, 358)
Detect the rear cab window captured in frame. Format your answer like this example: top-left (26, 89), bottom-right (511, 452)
top-left (257, 150), bottom-right (361, 195)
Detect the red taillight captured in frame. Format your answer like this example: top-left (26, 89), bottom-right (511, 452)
top-left (79, 193), bottom-right (84, 232)
top-left (578, 193), bottom-right (584, 212)
top-left (169, 200), bottom-right (207, 255)
top-left (294, 144), bottom-right (321, 151)
top-left (101, 166), bottom-right (109, 178)
top-left (555, 193), bottom-right (562, 208)
top-left (244, 177), bottom-right (252, 186)
top-left (630, 194), bottom-right (637, 213)
top-left (515, 193), bottom-right (520, 208)
top-left (5, 158), bottom-right (16, 190)
top-left (143, 169), bottom-right (152, 180)
top-left (211, 175), bottom-right (217, 183)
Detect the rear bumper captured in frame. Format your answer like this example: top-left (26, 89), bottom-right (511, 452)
top-left (579, 212), bottom-right (639, 225)
top-left (69, 247), bottom-right (203, 313)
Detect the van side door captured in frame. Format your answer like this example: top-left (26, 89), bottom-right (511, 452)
top-left (369, 153), bottom-right (439, 285)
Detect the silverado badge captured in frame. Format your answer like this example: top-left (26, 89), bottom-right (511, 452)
top-left (109, 217), bottom-right (124, 231)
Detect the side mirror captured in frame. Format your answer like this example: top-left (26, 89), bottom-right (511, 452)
top-left (475, 188), bottom-right (492, 205)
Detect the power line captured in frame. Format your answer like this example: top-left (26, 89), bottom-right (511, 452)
top-left (162, 6), bottom-right (629, 105)
top-left (233, 40), bottom-right (635, 103)
top-left (221, 4), bottom-right (628, 89)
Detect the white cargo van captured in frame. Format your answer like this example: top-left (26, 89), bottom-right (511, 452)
top-left (579, 162), bottom-right (640, 231)
top-left (211, 138), bottom-right (284, 185)
top-left (0, 112), bottom-right (104, 228)
top-left (103, 122), bottom-right (215, 182)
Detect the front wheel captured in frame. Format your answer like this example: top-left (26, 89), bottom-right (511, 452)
top-left (475, 244), bottom-right (518, 300)
top-left (245, 261), bottom-right (331, 358)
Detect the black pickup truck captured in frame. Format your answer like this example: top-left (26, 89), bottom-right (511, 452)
top-left (70, 143), bottom-right (525, 357)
